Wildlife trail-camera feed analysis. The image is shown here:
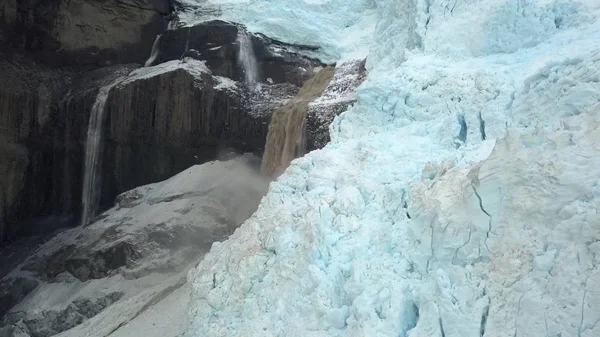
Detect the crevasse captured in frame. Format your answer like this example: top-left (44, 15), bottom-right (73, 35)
top-left (184, 1), bottom-right (600, 336)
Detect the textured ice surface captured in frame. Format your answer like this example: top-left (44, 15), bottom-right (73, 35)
top-left (186, 0), bottom-right (600, 336)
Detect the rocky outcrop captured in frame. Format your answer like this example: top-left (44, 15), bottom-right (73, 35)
top-left (1, 18), bottom-right (327, 241)
top-left (0, 156), bottom-right (268, 336)
top-left (0, 0), bottom-right (172, 66)
top-left (98, 59), bottom-right (268, 211)
top-left (151, 20), bottom-right (324, 86)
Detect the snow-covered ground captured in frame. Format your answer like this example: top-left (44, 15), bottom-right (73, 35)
top-left (1, 156), bottom-right (268, 337)
top-left (182, 0), bottom-right (600, 336)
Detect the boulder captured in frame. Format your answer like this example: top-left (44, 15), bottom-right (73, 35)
top-left (0, 322), bottom-right (30, 337)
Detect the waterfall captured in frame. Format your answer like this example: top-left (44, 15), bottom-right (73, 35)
top-left (236, 30), bottom-right (261, 88)
top-left (145, 34), bottom-right (162, 67)
top-left (80, 85), bottom-right (112, 226)
top-left (261, 67), bottom-right (335, 177)
top-left (179, 27), bottom-right (192, 60)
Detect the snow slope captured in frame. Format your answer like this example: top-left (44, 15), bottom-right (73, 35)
top-left (185, 0), bottom-right (600, 336)
top-left (1, 156), bottom-right (267, 337)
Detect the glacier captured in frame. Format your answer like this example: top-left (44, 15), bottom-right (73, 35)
top-left (183, 0), bottom-right (600, 336)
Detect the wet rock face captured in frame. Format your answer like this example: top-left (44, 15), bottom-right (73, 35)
top-left (1, 14), bottom-right (323, 241)
top-left (0, 0), bottom-right (172, 66)
top-left (0, 55), bottom-right (74, 242)
top-left (152, 21), bottom-right (325, 86)
top-left (0, 56), bottom-right (137, 242)
top-left (99, 60), bottom-right (270, 208)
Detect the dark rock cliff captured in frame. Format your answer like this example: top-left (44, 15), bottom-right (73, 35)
top-left (0, 14), bottom-right (324, 241)
top-left (0, 0), bottom-right (172, 66)
top-left (100, 60), bottom-right (269, 210)
top-left (0, 53), bottom-right (139, 241)
top-left (0, 54), bottom-right (74, 242)
top-left (152, 20), bottom-right (324, 86)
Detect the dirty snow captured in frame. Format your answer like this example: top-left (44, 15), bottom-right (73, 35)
top-left (1, 157), bottom-right (268, 337)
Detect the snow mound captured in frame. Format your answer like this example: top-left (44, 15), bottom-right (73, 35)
top-left (186, 0), bottom-right (600, 336)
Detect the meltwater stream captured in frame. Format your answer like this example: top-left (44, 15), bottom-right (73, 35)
top-left (80, 85), bottom-right (112, 226)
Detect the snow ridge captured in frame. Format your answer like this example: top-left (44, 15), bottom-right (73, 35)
top-left (186, 1), bottom-right (600, 336)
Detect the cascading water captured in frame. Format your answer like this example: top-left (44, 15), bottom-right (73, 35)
top-left (178, 27), bottom-right (192, 61)
top-left (260, 67), bottom-right (335, 177)
top-left (236, 29), bottom-right (261, 88)
top-left (80, 85), bottom-right (112, 226)
top-left (144, 34), bottom-right (162, 67)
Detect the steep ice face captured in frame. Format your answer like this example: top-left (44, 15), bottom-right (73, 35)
top-left (186, 1), bottom-right (600, 336)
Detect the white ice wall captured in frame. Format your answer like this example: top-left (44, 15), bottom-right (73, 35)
top-left (184, 1), bottom-right (600, 336)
